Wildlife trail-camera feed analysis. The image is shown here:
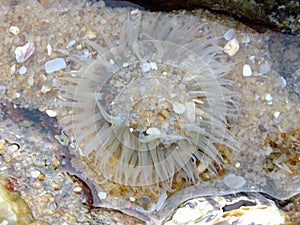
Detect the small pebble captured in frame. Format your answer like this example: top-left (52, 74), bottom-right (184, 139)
top-left (66, 40), bottom-right (76, 48)
top-left (224, 173), bottom-right (246, 189)
top-left (87, 30), bottom-right (96, 39)
top-left (274, 111), bottom-right (280, 118)
top-left (173, 102), bottom-right (185, 114)
top-left (98, 192), bottom-right (107, 199)
top-left (15, 42), bottom-right (35, 63)
top-left (45, 58), bottom-right (66, 73)
top-left (30, 170), bottom-right (41, 179)
top-left (265, 93), bottom-right (273, 102)
top-left (243, 64), bottom-right (252, 76)
top-left (46, 109), bottom-right (57, 117)
top-left (141, 62), bottom-right (151, 73)
top-left (146, 127), bottom-right (161, 135)
top-left (277, 76), bottom-right (287, 87)
top-left (9, 26), bottom-right (20, 35)
top-left (73, 185), bottom-right (83, 194)
top-left (81, 48), bottom-right (90, 58)
top-left (47, 44), bottom-right (52, 56)
top-left (18, 66), bottom-right (27, 75)
top-left (150, 62), bottom-right (158, 70)
top-left (0, 85), bottom-right (6, 95)
top-left (259, 63), bottom-right (271, 75)
top-left (224, 28), bottom-right (235, 40)
top-left (249, 55), bottom-right (256, 63)
top-left (224, 39), bottom-right (239, 56)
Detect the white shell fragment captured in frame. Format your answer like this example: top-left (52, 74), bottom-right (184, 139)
top-left (18, 66), bottom-right (27, 75)
top-left (243, 64), bottom-right (252, 76)
top-left (47, 44), bottom-right (52, 56)
top-left (45, 58), bottom-right (67, 73)
top-left (265, 93), bottom-right (273, 102)
top-left (146, 127), bottom-right (161, 135)
top-left (224, 39), bottom-right (239, 56)
top-left (46, 109), bottom-right (57, 117)
top-left (15, 42), bottom-right (35, 63)
top-left (9, 26), bottom-right (20, 35)
top-left (224, 173), bottom-right (246, 189)
top-left (274, 111), bottom-right (280, 118)
top-left (98, 192), bottom-right (107, 199)
top-left (173, 102), bottom-right (185, 114)
top-left (66, 39), bottom-right (76, 48)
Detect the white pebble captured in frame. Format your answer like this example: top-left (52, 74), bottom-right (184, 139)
top-left (249, 55), bottom-right (256, 63)
top-left (243, 64), bottom-right (252, 76)
top-left (47, 44), bottom-right (52, 56)
top-left (46, 109), bottom-right (57, 117)
top-left (150, 61), bottom-right (158, 70)
top-left (98, 192), bottom-right (107, 199)
top-left (185, 102), bottom-right (196, 122)
top-left (81, 48), bottom-right (90, 58)
top-left (66, 40), bottom-right (76, 48)
top-left (9, 26), bottom-right (20, 35)
top-left (277, 76), bottom-right (286, 87)
top-left (274, 111), bottom-right (280, 118)
top-left (18, 66), bottom-right (27, 75)
top-left (141, 62), bottom-right (151, 73)
top-left (224, 39), bottom-right (239, 56)
top-left (15, 42), bottom-right (35, 63)
top-left (259, 63), bottom-right (271, 75)
top-left (265, 93), bottom-right (273, 102)
top-left (173, 102), bottom-right (185, 114)
top-left (224, 28), bottom-right (235, 40)
top-left (30, 170), bottom-right (41, 178)
top-left (172, 207), bottom-right (200, 224)
top-left (45, 58), bottom-right (66, 73)
top-left (0, 85), bottom-right (6, 95)
top-left (224, 173), bottom-right (246, 189)
top-left (146, 127), bottom-right (161, 135)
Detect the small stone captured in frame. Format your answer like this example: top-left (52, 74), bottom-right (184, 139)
top-left (47, 44), bottom-right (52, 56)
top-left (46, 109), bottom-right (57, 117)
top-left (243, 64), bottom-right (252, 76)
top-left (141, 62), bottom-right (151, 73)
top-left (150, 62), bottom-right (158, 70)
top-left (98, 192), bottom-right (107, 199)
top-left (30, 170), bottom-right (41, 179)
top-left (15, 42), bottom-right (35, 63)
top-left (18, 66), bottom-right (26, 75)
top-left (173, 102), bottom-right (185, 114)
top-left (129, 197), bottom-right (136, 202)
top-left (9, 26), bottom-right (20, 35)
top-left (87, 30), bottom-right (96, 39)
top-left (146, 127), bottom-right (161, 135)
top-left (265, 93), bottom-right (273, 102)
top-left (172, 207), bottom-right (200, 224)
top-left (274, 111), bottom-right (280, 118)
top-left (0, 85), bottom-right (6, 96)
top-left (224, 173), bottom-right (246, 189)
top-left (224, 28), bottom-right (236, 40)
top-left (122, 62), bottom-right (129, 68)
top-left (277, 76), bottom-right (286, 87)
top-left (259, 63), bottom-right (271, 75)
top-left (81, 48), bottom-right (90, 58)
top-left (41, 85), bottom-right (51, 94)
top-left (224, 39), bottom-right (239, 56)
top-left (45, 58), bottom-right (66, 73)
top-left (66, 40), bottom-right (76, 48)
top-left (73, 185), bottom-right (82, 194)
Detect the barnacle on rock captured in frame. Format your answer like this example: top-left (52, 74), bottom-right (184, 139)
top-left (57, 10), bottom-right (238, 194)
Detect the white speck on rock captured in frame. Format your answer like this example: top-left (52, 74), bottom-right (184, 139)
top-left (45, 58), bottom-right (66, 73)
top-left (243, 64), bottom-right (252, 76)
top-left (146, 127), bottom-right (161, 135)
top-left (46, 109), bottom-right (57, 117)
top-left (150, 61), bottom-right (158, 70)
top-left (141, 62), bottom-right (151, 73)
top-left (224, 173), bottom-right (246, 189)
top-left (66, 40), bottom-right (76, 48)
top-left (47, 44), bottom-right (52, 56)
top-left (30, 170), bottom-right (41, 178)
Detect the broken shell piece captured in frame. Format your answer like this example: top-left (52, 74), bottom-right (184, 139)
top-left (173, 102), bottom-right (185, 114)
top-left (243, 64), bottom-right (252, 76)
top-left (224, 39), bottom-right (239, 56)
top-left (146, 127), bottom-right (161, 135)
top-left (15, 42), bottom-right (35, 63)
top-left (9, 26), bottom-right (20, 35)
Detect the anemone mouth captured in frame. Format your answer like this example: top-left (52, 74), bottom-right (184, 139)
top-left (57, 12), bottom-right (238, 192)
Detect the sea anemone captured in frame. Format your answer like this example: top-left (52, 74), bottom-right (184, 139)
top-left (57, 10), bottom-right (238, 193)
